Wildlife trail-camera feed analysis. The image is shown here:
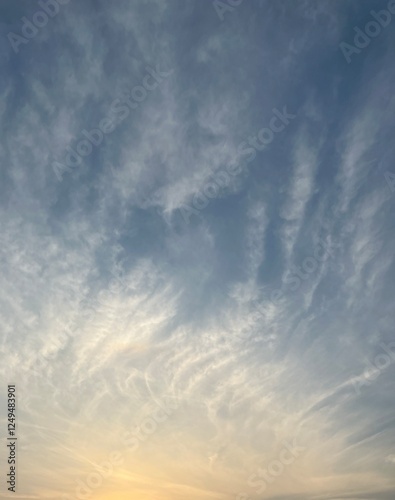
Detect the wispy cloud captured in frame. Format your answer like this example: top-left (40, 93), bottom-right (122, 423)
top-left (1, 1), bottom-right (395, 499)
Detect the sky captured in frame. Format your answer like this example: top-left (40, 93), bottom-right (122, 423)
top-left (0, 0), bottom-right (395, 499)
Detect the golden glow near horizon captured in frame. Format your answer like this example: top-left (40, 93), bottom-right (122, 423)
top-left (14, 305), bottom-right (395, 500)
